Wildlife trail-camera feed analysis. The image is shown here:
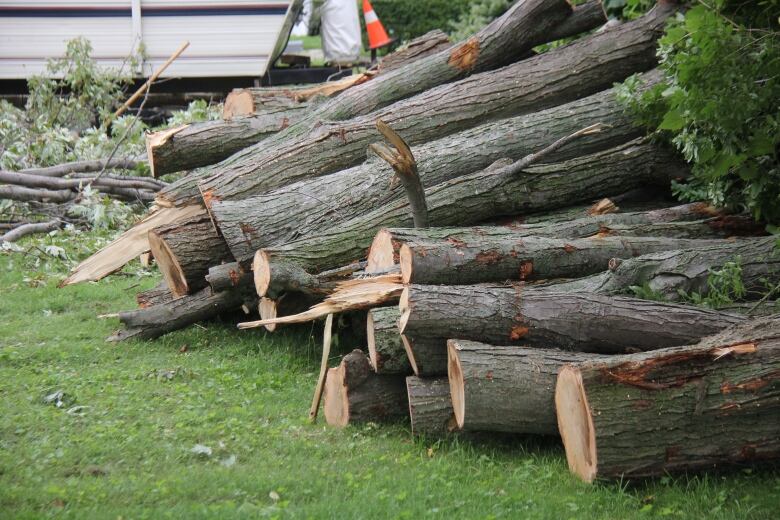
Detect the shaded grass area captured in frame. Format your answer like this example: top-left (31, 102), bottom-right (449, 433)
top-left (1, 257), bottom-right (779, 519)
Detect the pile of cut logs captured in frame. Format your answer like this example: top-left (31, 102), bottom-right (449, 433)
top-left (69, 0), bottom-right (779, 482)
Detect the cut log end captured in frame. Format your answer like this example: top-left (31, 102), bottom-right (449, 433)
top-left (398, 287), bottom-right (411, 333)
top-left (145, 125), bottom-right (188, 178)
top-left (258, 297), bottom-right (278, 332)
top-left (366, 310), bottom-right (379, 372)
top-left (400, 244), bottom-right (413, 284)
top-left (446, 340), bottom-right (465, 430)
top-left (366, 229), bottom-right (396, 273)
top-left (147, 230), bottom-right (189, 297)
top-left (401, 334), bottom-right (420, 376)
top-left (222, 90), bottom-right (254, 119)
top-left (323, 364), bottom-right (349, 427)
top-left (555, 365), bottom-right (597, 483)
top-left (253, 249), bottom-right (272, 297)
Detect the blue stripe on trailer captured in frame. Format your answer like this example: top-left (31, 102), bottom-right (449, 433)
top-left (0, 5), bottom-right (289, 18)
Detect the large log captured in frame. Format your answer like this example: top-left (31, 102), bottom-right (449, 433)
top-left (135, 281), bottom-right (173, 308)
top-left (394, 234), bottom-right (724, 286)
top-left (402, 334), bottom-right (450, 377)
top-left (159, 4), bottom-right (670, 208)
top-left (255, 139), bottom-right (687, 275)
top-left (556, 316), bottom-right (780, 482)
top-left (205, 262), bottom-right (252, 293)
top-left (108, 285), bottom-right (251, 341)
top-left (148, 214), bottom-right (234, 297)
top-left (323, 349), bottom-right (408, 427)
top-left (399, 285), bottom-right (745, 354)
top-left (367, 307), bottom-right (411, 374)
top-left (145, 106), bottom-right (308, 177)
top-left (212, 77), bottom-right (658, 262)
top-left (448, 340), bottom-right (605, 435)
top-left (552, 236), bottom-right (779, 300)
top-left (406, 376), bottom-right (456, 437)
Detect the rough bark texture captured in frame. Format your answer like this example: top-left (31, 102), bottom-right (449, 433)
top-left (378, 30), bottom-right (451, 73)
top-left (148, 214), bottom-right (234, 297)
top-left (147, 107), bottom-right (307, 176)
top-left (205, 262), bottom-right (252, 293)
top-left (552, 236), bottom-right (779, 300)
top-left (108, 286), bottom-right (249, 341)
top-left (402, 334), bottom-right (449, 377)
top-left (398, 234), bottom-right (724, 285)
top-left (135, 281), bottom-right (173, 308)
top-left (367, 307), bottom-right (411, 374)
top-left (0, 220), bottom-right (62, 242)
top-left (406, 376), bottom-right (456, 437)
top-left (323, 349), bottom-right (409, 427)
top-left (546, 0), bottom-right (607, 40)
top-left (400, 284), bottom-right (745, 354)
top-left (556, 316), bottom-right (780, 482)
top-left (256, 139), bottom-right (687, 273)
top-left (211, 80), bottom-right (656, 262)
top-left (253, 250), bottom-right (366, 298)
top-left (448, 340), bottom-right (605, 434)
top-left (160, 5), bottom-right (671, 207)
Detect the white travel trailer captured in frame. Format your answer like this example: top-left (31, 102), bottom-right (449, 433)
top-left (0, 0), bottom-right (304, 79)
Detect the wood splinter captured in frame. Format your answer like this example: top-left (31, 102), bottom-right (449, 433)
top-left (370, 119), bottom-right (429, 228)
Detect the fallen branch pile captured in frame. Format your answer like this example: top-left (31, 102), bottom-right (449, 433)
top-left (65, 0), bottom-right (780, 482)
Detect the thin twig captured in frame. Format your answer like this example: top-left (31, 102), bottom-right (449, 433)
top-left (747, 282), bottom-right (780, 315)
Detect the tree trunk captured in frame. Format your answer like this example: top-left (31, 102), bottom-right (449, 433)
top-left (406, 376), bottom-right (456, 437)
top-left (148, 214), bottom-right (234, 297)
top-left (367, 307), bottom-right (411, 374)
top-left (211, 77), bottom-right (659, 262)
top-left (159, 5), bottom-right (671, 207)
top-left (323, 349), bottom-right (408, 427)
top-left (253, 250), bottom-right (367, 298)
top-left (108, 286), bottom-right (251, 341)
top-left (399, 284), bottom-right (745, 354)
top-left (256, 139), bottom-right (687, 274)
top-left (402, 334), bottom-right (449, 377)
top-left (145, 106), bottom-right (308, 177)
top-left (205, 262), bottom-right (252, 293)
top-left (135, 281), bottom-right (173, 308)
top-left (378, 30), bottom-right (451, 73)
top-left (448, 339), bottom-right (605, 435)
top-left (556, 316), bottom-right (780, 482)
top-left (395, 234), bottom-right (725, 286)
top-left (552, 236), bottom-right (779, 300)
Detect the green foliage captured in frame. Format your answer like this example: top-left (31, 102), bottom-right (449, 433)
top-left (629, 282), bottom-right (669, 301)
top-left (603, 0), bottom-right (656, 20)
top-left (678, 258), bottom-right (747, 308)
top-left (616, 2), bottom-right (780, 225)
top-left (449, 0), bottom-right (512, 41)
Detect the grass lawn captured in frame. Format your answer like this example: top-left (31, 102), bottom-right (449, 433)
top-left (1, 251), bottom-right (779, 519)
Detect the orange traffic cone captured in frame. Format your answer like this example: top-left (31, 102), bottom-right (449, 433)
top-left (363, 0), bottom-right (392, 50)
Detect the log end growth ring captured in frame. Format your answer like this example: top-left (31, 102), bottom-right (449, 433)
top-left (399, 244), bottom-right (414, 284)
top-left (323, 364), bottom-right (349, 427)
top-left (366, 310), bottom-right (379, 372)
top-left (398, 287), bottom-right (411, 333)
top-left (447, 340), bottom-right (465, 430)
top-left (148, 230), bottom-right (189, 298)
top-left (400, 334), bottom-right (420, 376)
top-left (555, 365), bottom-right (598, 483)
top-left (258, 297), bottom-right (278, 332)
top-left (366, 229), bottom-right (396, 273)
top-left (253, 250), bottom-right (272, 297)
top-left (222, 90), bottom-right (254, 119)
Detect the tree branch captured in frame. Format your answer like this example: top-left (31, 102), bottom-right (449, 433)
top-left (1, 219), bottom-right (62, 243)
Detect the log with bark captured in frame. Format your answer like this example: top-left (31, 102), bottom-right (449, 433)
top-left (147, 214), bottom-right (234, 297)
top-left (253, 252), bottom-right (367, 299)
top-left (205, 262), bottom-right (252, 293)
top-left (253, 139), bottom-right (688, 276)
top-left (378, 30), bottom-right (452, 73)
top-left (108, 285), bottom-right (253, 341)
top-left (160, 4), bottom-right (670, 208)
top-left (367, 307), bottom-right (411, 374)
top-left (402, 334), bottom-right (450, 377)
top-left (447, 339), bottom-right (605, 434)
top-left (213, 76), bottom-right (659, 262)
top-left (399, 284), bottom-right (745, 354)
top-left (406, 376), bottom-right (456, 437)
top-left (0, 219), bottom-right (62, 243)
top-left (135, 281), bottom-right (174, 308)
top-left (323, 349), bottom-right (408, 427)
top-left (556, 315), bottom-right (780, 482)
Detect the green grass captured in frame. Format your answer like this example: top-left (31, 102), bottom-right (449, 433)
top-left (1, 254), bottom-right (779, 519)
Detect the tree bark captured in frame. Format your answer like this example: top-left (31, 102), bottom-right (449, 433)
top-left (253, 250), bottom-right (367, 298)
top-left (552, 236), bottom-right (779, 300)
top-left (14, 158), bottom-right (140, 177)
top-left (256, 139), bottom-right (687, 274)
top-left (0, 169), bottom-right (164, 192)
top-left (0, 219), bottom-right (62, 242)
top-left (367, 307), bottom-right (411, 374)
top-left (148, 214), bottom-right (234, 297)
top-left (378, 30), bottom-right (451, 72)
top-left (448, 339), bottom-right (605, 435)
top-left (145, 106), bottom-right (309, 177)
top-left (395, 234), bottom-right (725, 286)
top-left (108, 285), bottom-right (251, 341)
top-left (212, 79), bottom-right (656, 262)
top-left (402, 334), bottom-right (449, 377)
top-left (0, 185), bottom-right (75, 203)
top-left (205, 262), bottom-right (252, 293)
top-left (556, 316), bottom-right (780, 482)
top-left (135, 281), bottom-right (173, 308)
top-left (159, 4), bottom-right (671, 207)
top-left (406, 376), bottom-right (456, 437)
top-left (399, 284), bottom-right (745, 355)
top-left (323, 349), bottom-right (408, 427)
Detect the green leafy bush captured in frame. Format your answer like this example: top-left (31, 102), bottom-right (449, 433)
top-left (616, 2), bottom-right (780, 225)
